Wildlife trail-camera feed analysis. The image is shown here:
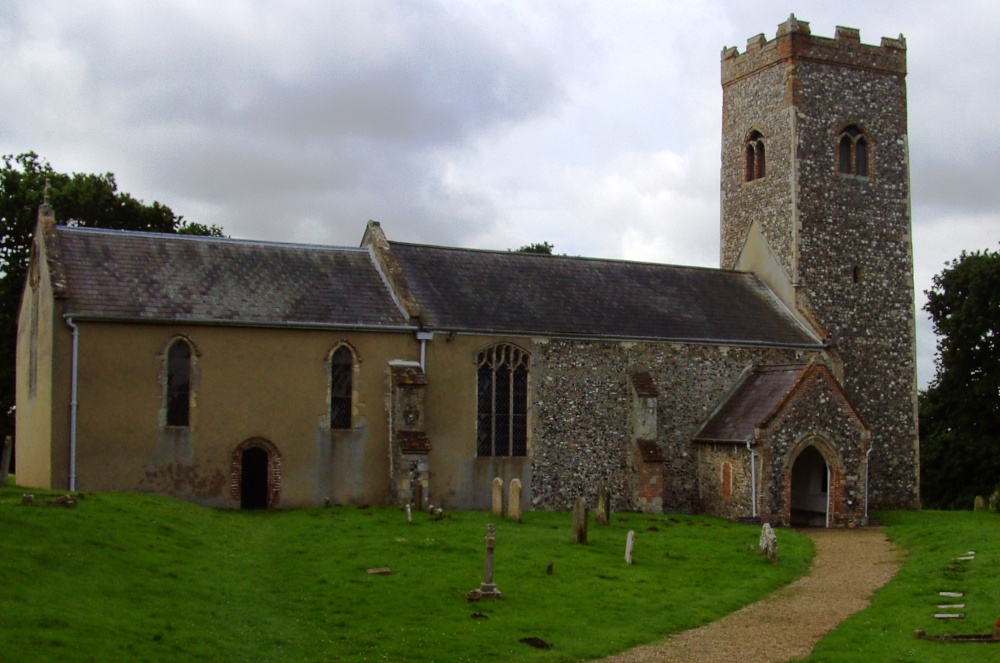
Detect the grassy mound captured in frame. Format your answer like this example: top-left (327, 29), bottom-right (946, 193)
top-left (802, 510), bottom-right (1000, 662)
top-left (1, 483), bottom-right (811, 661)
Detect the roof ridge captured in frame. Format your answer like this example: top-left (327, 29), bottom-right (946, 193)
top-left (389, 239), bottom-right (757, 274)
top-left (54, 225), bottom-right (366, 253)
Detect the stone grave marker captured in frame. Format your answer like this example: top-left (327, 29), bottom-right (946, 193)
top-left (492, 477), bottom-right (504, 517)
top-left (596, 484), bottom-right (610, 525)
top-left (508, 478), bottom-right (522, 522)
top-left (406, 504), bottom-right (412, 524)
top-left (625, 530), bottom-right (635, 565)
top-left (466, 523), bottom-right (502, 600)
top-left (571, 497), bottom-right (588, 544)
top-left (759, 523), bottom-right (777, 564)
top-left (0, 436), bottom-right (12, 487)
top-left (973, 495), bottom-right (986, 511)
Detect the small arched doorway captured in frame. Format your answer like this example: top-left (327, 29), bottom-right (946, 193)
top-left (790, 445), bottom-right (829, 527)
top-left (241, 446), bottom-right (269, 510)
top-left (232, 438), bottom-right (281, 510)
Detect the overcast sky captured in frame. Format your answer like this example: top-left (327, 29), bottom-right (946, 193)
top-left (2, 0), bottom-right (998, 389)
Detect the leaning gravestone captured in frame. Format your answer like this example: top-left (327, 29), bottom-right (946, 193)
top-left (973, 495), bottom-right (986, 511)
top-left (508, 478), bottom-right (522, 522)
top-left (596, 484), bottom-right (610, 525)
top-left (759, 523), bottom-right (777, 564)
top-left (625, 530), bottom-right (635, 565)
top-left (492, 478), bottom-right (504, 517)
top-left (571, 497), bottom-right (588, 544)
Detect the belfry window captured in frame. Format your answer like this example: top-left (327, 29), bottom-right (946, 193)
top-left (838, 125), bottom-right (869, 176)
top-left (745, 130), bottom-right (766, 182)
top-left (166, 339), bottom-right (192, 427)
top-left (329, 346), bottom-right (353, 429)
top-left (477, 344), bottom-right (529, 457)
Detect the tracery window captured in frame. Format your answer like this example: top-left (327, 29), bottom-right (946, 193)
top-left (329, 345), bottom-right (354, 429)
top-left (745, 130), bottom-right (766, 182)
top-left (166, 339), bottom-right (192, 427)
top-left (838, 125), bottom-right (869, 176)
top-left (477, 344), bottom-right (529, 457)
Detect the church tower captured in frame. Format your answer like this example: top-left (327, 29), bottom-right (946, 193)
top-left (719, 16), bottom-right (919, 509)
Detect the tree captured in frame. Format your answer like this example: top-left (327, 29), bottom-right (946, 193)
top-left (919, 247), bottom-right (1000, 509)
top-left (513, 241), bottom-right (554, 255)
top-left (0, 152), bottom-right (223, 465)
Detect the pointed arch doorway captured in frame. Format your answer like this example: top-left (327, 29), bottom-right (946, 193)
top-left (232, 438), bottom-right (281, 510)
top-left (790, 445), bottom-right (829, 527)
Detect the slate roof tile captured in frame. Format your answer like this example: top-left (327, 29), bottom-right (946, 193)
top-left (389, 242), bottom-right (820, 347)
top-left (55, 227), bottom-right (409, 328)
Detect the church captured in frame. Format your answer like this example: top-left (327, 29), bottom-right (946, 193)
top-left (15, 16), bottom-right (920, 526)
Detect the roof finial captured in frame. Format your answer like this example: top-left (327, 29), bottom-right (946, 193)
top-left (38, 178), bottom-right (55, 219)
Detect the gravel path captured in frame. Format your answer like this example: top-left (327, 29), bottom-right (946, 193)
top-left (598, 528), bottom-right (901, 663)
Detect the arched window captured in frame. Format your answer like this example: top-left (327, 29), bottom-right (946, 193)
top-left (477, 344), bottom-right (529, 457)
top-left (329, 346), bottom-right (353, 429)
top-left (166, 339), bottom-right (192, 427)
top-left (837, 125), bottom-right (869, 176)
top-left (745, 130), bottom-right (765, 182)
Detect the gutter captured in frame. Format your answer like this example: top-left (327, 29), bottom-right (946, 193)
top-left (64, 316), bottom-right (79, 492)
top-left (746, 440), bottom-right (757, 519)
top-left (415, 331), bottom-right (434, 371)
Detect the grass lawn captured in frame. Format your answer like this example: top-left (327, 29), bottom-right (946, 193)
top-left (1, 480), bottom-right (812, 662)
top-left (801, 510), bottom-right (1000, 662)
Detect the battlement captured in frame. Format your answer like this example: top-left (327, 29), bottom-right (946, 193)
top-left (721, 14), bottom-right (906, 86)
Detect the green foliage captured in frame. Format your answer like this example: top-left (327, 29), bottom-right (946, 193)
top-left (919, 248), bottom-right (1000, 509)
top-left (514, 241), bottom-right (554, 255)
top-left (0, 485), bottom-right (812, 662)
top-left (802, 510), bottom-right (1000, 662)
top-left (0, 152), bottom-right (223, 450)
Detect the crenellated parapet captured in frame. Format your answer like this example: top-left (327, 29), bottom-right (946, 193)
top-left (721, 14), bottom-right (906, 87)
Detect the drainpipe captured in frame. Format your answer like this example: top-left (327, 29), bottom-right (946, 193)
top-left (64, 316), bottom-right (79, 492)
top-left (864, 443), bottom-right (874, 519)
top-left (415, 331), bottom-right (434, 371)
top-left (746, 440), bottom-right (757, 519)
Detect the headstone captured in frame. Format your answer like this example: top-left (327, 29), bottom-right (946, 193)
top-left (596, 484), bottom-right (610, 525)
top-left (0, 436), bottom-right (12, 487)
top-left (939, 591), bottom-right (964, 597)
top-left (432, 507), bottom-right (444, 521)
top-left (571, 497), bottom-right (588, 544)
top-left (492, 477), bottom-right (504, 517)
top-left (466, 523), bottom-right (502, 600)
top-left (413, 481), bottom-right (424, 511)
top-left (759, 523), bottom-right (777, 564)
top-left (546, 562), bottom-right (553, 575)
top-left (366, 567), bottom-right (391, 575)
top-left (406, 504), bottom-right (412, 524)
top-left (21, 493), bottom-right (34, 505)
top-left (625, 530), bottom-right (635, 565)
top-left (973, 495), bottom-right (986, 511)
top-left (507, 478), bottom-right (522, 522)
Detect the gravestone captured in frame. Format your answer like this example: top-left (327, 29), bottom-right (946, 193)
top-left (492, 478), bottom-right (504, 517)
top-left (0, 436), bottom-right (11, 488)
top-left (406, 504), bottom-right (412, 524)
top-left (759, 523), bottom-right (777, 564)
top-left (412, 481), bottom-right (424, 511)
top-left (466, 523), bottom-right (502, 600)
top-left (625, 530), bottom-right (635, 565)
top-left (571, 497), bottom-right (588, 544)
top-left (596, 484), bottom-right (610, 525)
top-left (508, 478), bottom-right (522, 522)
top-left (973, 495), bottom-right (986, 511)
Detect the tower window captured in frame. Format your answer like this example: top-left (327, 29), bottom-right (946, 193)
top-left (745, 130), bottom-right (766, 182)
top-left (838, 125), bottom-right (869, 176)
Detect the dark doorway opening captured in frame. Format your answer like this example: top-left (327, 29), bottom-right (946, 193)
top-left (241, 446), bottom-right (269, 510)
top-left (790, 445), bottom-right (828, 527)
